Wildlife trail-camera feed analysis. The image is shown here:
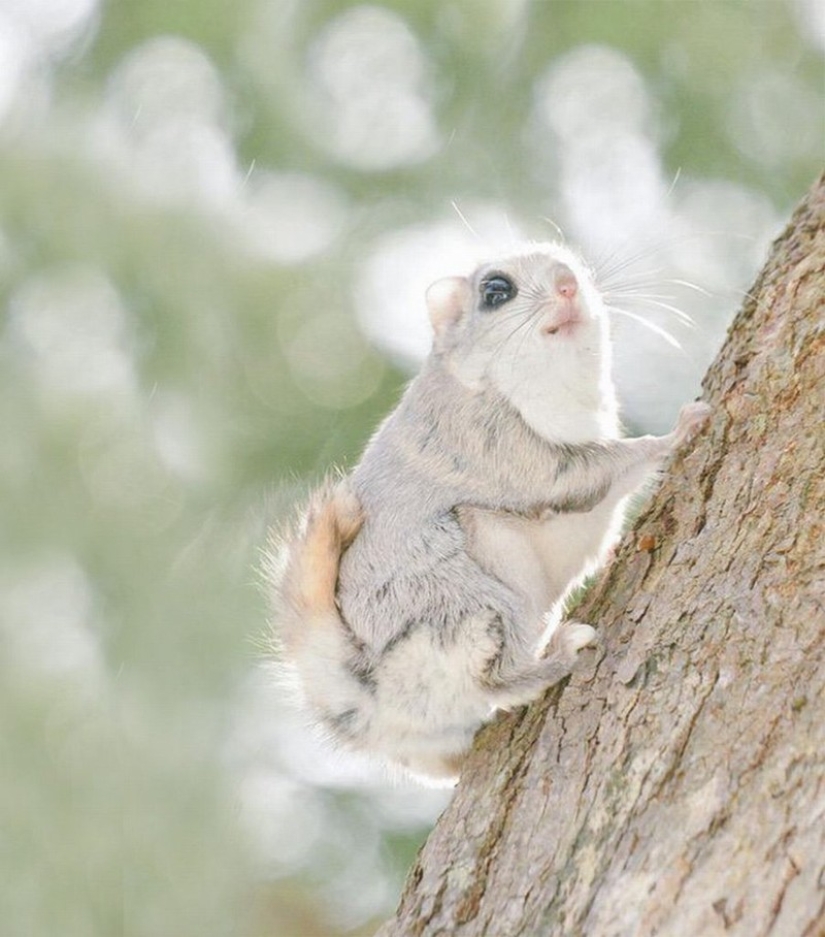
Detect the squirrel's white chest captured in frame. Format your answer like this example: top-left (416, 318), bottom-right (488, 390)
top-left (490, 343), bottom-right (615, 443)
top-left (464, 495), bottom-right (625, 630)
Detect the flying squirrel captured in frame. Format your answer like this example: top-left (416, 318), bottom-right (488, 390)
top-left (267, 242), bottom-right (711, 783)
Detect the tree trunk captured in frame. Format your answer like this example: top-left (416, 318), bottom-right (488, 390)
top-left (377, 173), bottom-right (825, 937)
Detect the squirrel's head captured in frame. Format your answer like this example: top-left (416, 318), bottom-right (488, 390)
top-left (425, 243), bottom-right (611, 409)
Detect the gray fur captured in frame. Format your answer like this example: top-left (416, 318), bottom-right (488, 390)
top-left (274, 242), bottom-right (711, 782)
top-left (340, 359), bottom-right (670, 646)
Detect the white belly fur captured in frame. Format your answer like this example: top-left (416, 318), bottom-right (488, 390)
top-left (465, 494), bottom-right (627, 635)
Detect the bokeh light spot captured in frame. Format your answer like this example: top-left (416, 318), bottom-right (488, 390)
top-left (0, 557), bottom-right (103, 684)
top-left (307, 5), bottom-right (439, 169)
top-left (728, 71), bottom-right (824, 168)
top-left (97, 36), bottom-right (238, 207)
top-left (4, 0), bottom-right (98, 56)
top-left (9, 266), bottom-right (136, 404)
top-left (238, 171), bottom-right (347, 264)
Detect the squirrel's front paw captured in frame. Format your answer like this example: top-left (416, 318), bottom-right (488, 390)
top-left (674, 401), bottom-right (712, 447)
top-left (550, 622), bottom-right (597, 664)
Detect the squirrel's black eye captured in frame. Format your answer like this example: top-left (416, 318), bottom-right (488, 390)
top-left (480, 275), bottom-right (516, 310)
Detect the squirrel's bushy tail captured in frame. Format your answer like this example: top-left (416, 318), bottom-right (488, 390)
top-left (278, 480), bottom-right (362, 645)
top-left (266, 480), bottom-right (370, 734)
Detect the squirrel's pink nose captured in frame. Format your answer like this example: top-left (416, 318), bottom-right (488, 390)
top-left (554, 264), bottom-right (578, 299)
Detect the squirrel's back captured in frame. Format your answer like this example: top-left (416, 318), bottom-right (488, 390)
top-left (336, 361), bottom-right (531, 652)
top-left (268, 480), bottom-right (496, 782)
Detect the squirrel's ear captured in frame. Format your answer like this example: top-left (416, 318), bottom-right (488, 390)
top-left (426, 276), bottom-right (471, 339)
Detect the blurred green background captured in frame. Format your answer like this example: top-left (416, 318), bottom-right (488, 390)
top-left (0, 0), bottom-right (821, 935)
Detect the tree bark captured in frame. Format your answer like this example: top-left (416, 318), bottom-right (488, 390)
top-left (377, 173), bottom-right (825, 937)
